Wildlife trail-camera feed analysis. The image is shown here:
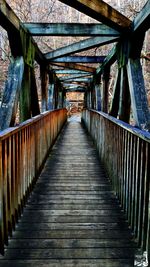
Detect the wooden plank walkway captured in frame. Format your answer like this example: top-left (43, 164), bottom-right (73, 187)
top-left (0, 119), bottom-right (136, 266)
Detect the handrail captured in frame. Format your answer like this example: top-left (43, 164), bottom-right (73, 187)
top-left (82, 109), bottom-right (150, 264)
top-left (0, 108), bottom-right (67, 254)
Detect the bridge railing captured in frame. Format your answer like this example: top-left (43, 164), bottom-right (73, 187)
top-left (82, 109), bottom-right (150, 263)
top-left (0, 108), bottom-right (67, 254)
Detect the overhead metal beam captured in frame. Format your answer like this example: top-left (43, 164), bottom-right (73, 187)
top-left (50, 62), bottom-right (96, 73)
top-left (59, 73), bottom-right (92, 81)
top-left (54, 69), bottom-right (92, 74)
top-left (58, 0), bottom-right (131, 32)
top-left (51, 56), bottom-right (106, 63)
top-left (96, 46), bottom-right (117, 76)
top-left (45, 36), bottom-right (119, 60)
top-left (132, 0), bottom-right (150, 33)
top-left (24, 23), bottom-right (120, 36)
top-left (63, 83), bottom-right (87, 88)
top-left (63, 77), bottom-right (91, 83)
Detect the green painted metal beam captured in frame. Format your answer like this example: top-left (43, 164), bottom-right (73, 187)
top-left (0, 57), bottom-right (24, 130)
top-left (63, 77), bottom-right (91, 83)
top-left (132, 0), bottom-right (150, 33)
top-left (24, 23), bottom-right (120, 36)
top-left (59, 73), bottom-right (92, 81)
top-left (45, 36), bottom-right (119, 60)
top-left (51, 56), bottom-right (105, 63)
top-left (54, 69), bottom-right (92, 74)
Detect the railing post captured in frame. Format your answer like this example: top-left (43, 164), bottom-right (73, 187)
top-left (0, 141), bottom-right (4, 255)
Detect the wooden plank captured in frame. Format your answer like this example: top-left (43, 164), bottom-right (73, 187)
top-left (50, 62), bottom-right (96, 72)
top-left (45, 36), bottom-right (119, 60)
top-left (0, 259), bottom-right (135, 267)
top-left (5, 238), bottom-right (136, 249)
top-left (24, 23), bottom-right (120, 36)
top-left (51, 56), bottom-right (105, 63)
top-left (127, 58), bottom-right (150, 130)
top-left (0, 118), bottom-right (135, 263)
top-left (3, 248), bottom-right (135, 259)
top-left (132, 0), bottom-right (150, 33)
top-left (58, 0), bottom-right (131, 32)
top-left (0, 57), bottom-right (24, 130)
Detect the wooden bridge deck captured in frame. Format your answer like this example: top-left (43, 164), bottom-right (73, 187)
top-left (0, 119), bottom-right (136, 267)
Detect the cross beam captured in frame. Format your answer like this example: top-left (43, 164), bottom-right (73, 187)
top-left (50, 62), bottom-right (96, 73)
top-left (59, 73), bottom-right (92, 81)
top-left (24, 23), bottom-right (120, 36)
top-left (58, 0), bottom-right (131, 32)
top-left (132, 0), bottom-right (150, 33)
top-left (54, 70), bottom-right (92, 74)
top-left (50, 56), bottom-right (106, 63)
top-left (45, 36), bottom-right (119, 60)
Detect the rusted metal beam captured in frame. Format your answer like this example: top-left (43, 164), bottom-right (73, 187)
top-left (50, 62), bottom-right (96, 73)
top-left (58, 0), bottom-right (131, 32)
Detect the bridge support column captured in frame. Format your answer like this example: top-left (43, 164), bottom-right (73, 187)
top-left (47, 84), bottom-right (54, 110)
top-left (95, 83), bottom-right (101, 111)
top-left (102, 67), bottom-right (110, 113)
top-left (0, 57), bottom-right (24, 130)
top-left (20, 65), bottom-right (32, 121)
top-left (62, 90), bottom-right (66, 108)
top-left (127, 58), bottom-right (150, 130)
top-left (118, 66), bottom-right (130, 123)
top-left (40, 65), bottom-right (49, 112)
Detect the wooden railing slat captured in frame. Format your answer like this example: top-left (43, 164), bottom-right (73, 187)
top-left (82, 109), bottom-right (150, 262)
top-left (0, 108), bottom-right (67, 254)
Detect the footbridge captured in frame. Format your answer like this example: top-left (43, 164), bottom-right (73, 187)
top-left (0, 1), bottom-right (150, 266)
